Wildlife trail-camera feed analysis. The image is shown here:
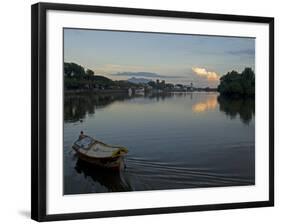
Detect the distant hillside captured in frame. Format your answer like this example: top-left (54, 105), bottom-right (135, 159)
top-left (113, 72), bottom-right (162, 78)
top-left (128, 77), bottom-right (152, 84)
top-left (112, 71), bottom-right (184, 79)
top-left (93, 75), bottom-right (115, 86)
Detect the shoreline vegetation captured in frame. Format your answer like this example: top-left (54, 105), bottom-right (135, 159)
top-left (64, 62), bottom-right (255, 97)
top-left (64, 62), bottom-right (216, 93)
top-left (218, 68), bottom-right (255, 97)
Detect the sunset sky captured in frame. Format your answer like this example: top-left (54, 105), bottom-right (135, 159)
top-left (64, 28), bottom-right (255, 88)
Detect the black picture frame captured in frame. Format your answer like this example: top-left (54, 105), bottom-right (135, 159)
top-left (31, 2), bottom-right (274, 222)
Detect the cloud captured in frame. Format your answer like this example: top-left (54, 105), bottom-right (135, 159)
top-left (112, 72), bottom-right (184, 79)
top-left (192, 67), bottom-right (219, 81)
top-left (226, 49), bottom-right (255, 56)
top-left (113, 72), bottom-right (161, 78)
top-left (95, 64), bottom-right (148, 75)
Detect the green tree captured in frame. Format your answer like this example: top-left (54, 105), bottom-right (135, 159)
top-left (64, 62), bottom-right (94, 90)
top-left (64, 62), bottom-right (86, 78)
top-left (148, 81), bottom-right (156, 88)
top-left (86, 69), bottom-right (94, 77)
top-left (218, 68), bottom-right (255, 96)
top-left (241, 67), bottom-right (255, 95)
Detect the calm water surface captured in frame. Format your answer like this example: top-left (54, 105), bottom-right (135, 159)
top-left (64, 92), bottom-right (255, 194)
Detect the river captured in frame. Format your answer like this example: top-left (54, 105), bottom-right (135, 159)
top-left (63, 91), bottom-right (255, 194)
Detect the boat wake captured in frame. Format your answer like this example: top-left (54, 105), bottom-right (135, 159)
top-left (124, 157), bottom-right (254, 191)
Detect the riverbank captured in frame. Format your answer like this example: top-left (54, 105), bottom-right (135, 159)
top-left (65, 88), bottom-right (218, 94)
top-left (64, 89), bottom-right (128, 94)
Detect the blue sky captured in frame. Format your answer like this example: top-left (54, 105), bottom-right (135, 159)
top-left (64, 28), bottom-right (255, 87)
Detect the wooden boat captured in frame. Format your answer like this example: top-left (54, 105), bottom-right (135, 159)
top-left (72, 136), bottom-right (128, 170)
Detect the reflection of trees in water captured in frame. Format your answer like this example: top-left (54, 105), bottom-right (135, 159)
top-left (65, 92), bottom-right (254, 125)
top-left (217, 95), bottom-right (255, 125)
top-left (145, 92), bottom-right (175, 101)
top-left (75, 159), bottom-right (132, 192)
top-left (64, 93), bottom-right (130, 122)
top-left (64, 92), bottom-right (179, 122)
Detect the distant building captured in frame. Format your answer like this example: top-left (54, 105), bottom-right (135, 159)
top-left (190, 82), bottom-right (194, 91)
top-left (176, 84), bottom-right (183, 89)
top-left (146, 85), bottom-right (153, 90)
top-left (135, 87), bottom-right (145, 95)
top-left (128, 88), bottom-right (132, 96)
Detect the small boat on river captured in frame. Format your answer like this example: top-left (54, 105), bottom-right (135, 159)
top-left (72, 136), bottom-right (128, 170)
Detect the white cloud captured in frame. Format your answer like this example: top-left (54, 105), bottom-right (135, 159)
top-left (192, 67), bottom-right (219, 81)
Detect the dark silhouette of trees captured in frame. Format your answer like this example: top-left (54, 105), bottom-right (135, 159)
top-left (218, 68), bottom-right (255, 96)
top-left (86, 69), bottom-right (94, 77)
top-left (64, 62), bottom-right (141, 90)
top-left (64, 62), bottom-right (86, 78)
top-left (64, 62), bottom-right (95, 89)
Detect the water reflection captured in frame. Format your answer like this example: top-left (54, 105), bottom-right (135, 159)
top-left (64, 93), bottom-right (130, 122)
top-left (192, 95), bottom-right (218, 113)
top-left (75, 159), bottom-right (132, 192)
top-left (64, 91), bottom-right (255, 194)
top-left (217, 95), bottom-right (255, 125)
top-left (64, 92), bottom-right (254, 124)
top-left (64, 92), bottom-right (178, 122)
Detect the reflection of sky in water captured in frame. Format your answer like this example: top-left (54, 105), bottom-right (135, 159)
top-left (64, 92), bottom-right (255, 194)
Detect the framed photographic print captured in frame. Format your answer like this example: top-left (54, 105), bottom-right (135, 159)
top-left (31, 2), bottom-right (274, 222)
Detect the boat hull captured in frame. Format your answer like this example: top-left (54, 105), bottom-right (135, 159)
top-left (74, 149), bottom-right (125, 170)
top-left (72, 136), bottom-right (128, 170)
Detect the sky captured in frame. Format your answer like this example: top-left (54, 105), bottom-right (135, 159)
top-left (64, 28), bottom-right (255, 88)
